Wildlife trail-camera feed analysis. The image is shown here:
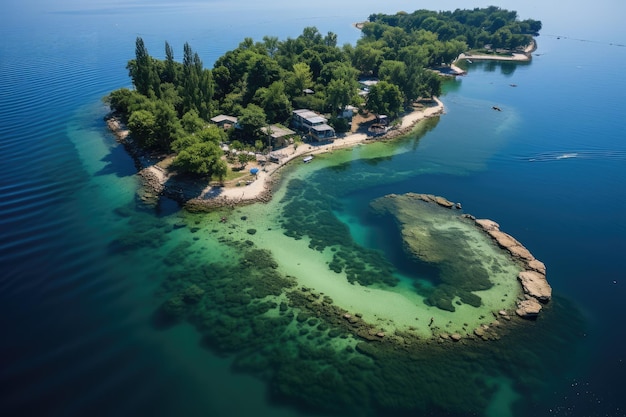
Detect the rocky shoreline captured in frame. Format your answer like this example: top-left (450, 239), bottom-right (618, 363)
top-left (409, 193), bottom-right (552, 319)
top-left (470, 217), bottom-right (552, 319)
top-left (106, 113), bottom-right (275, 209)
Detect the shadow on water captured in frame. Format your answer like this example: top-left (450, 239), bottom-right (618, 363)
top-left (95, 141), bottom-right (138, 178)
top-left (154, 197), bottom-right (181, 217)
top-left (474, 59), bottom-right (531, 76)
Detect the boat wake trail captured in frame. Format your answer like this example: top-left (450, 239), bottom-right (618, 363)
top-left (525, 150), bottom-right (626, 162)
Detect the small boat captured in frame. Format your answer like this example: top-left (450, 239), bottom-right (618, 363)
top-left (466, 59), bottom-right (473, 64)
top-left (492, 106), bottom-right (502, 111)
top-left (303, 156), bottom-right (313, 163)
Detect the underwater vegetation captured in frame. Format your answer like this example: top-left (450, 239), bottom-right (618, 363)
top-left (107, 182), bottom-right (586, 416)
top-left (146, 225), bottom-right (586, 417)
top-left (370, 194), bottom-right (516, 312)
top-left (279, 178), bottom-right (397, 287)
top-left (109, 206), bottom-right (174, 253)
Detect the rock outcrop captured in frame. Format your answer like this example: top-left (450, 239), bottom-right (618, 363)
top-left (517, 270), bottom-right (552, 302)
top-left (515, 298), bottom-right (542, 319)
top-left (472, 217), bottom-right (552, 318)
top-left (371, 193), bottom-right (553, 321)
top-left (412, 193), bottom-right (459, 209)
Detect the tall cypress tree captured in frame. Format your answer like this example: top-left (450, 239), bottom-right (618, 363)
top-left (163, 41), bottom-right (177, 84)
top-left (181, 43), bottom-right (214, 120)
top-left (128, 37), bottom-right (160, 97)
top-left (129, 37), bottom-right (150, 95)
top-left (181, 43), bottom-right (198, 115)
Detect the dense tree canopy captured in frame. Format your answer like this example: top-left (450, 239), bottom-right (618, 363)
top-left (107, 7), bottom-right (539, 176)
top-left (367, 7), bottom-right (540, 50)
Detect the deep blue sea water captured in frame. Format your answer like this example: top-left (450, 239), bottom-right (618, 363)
top-left (1, 1), bottom-right (625, 416)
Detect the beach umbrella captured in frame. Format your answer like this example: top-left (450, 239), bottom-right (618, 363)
top-left (250, 168), bottom-right (259, 175)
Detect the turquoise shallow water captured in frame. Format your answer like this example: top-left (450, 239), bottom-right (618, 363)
top-left (1, 1), bottom-right (626, 416)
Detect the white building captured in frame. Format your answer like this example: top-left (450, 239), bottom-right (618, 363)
top-left (291, 109), bottom-right (335, 141)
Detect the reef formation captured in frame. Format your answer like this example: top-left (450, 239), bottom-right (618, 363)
top-left (370, 193), bottom-right (552, 319)
top-left (118, 189), bottom-right (571, 417)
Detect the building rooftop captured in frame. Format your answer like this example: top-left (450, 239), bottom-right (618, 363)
top-left (310, 123), bottom-right (334, 132)
top-left (211, 115), bottom-right (238, 124)
top-left (293, 109), bottom-right (319, 119)
top-left (260, 124), bottom-right (296, 139)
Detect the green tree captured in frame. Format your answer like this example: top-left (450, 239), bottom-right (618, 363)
top-left (289, 62), bottom-right (313, 96)
top-left (181, 109), bottom-right (205, 133)
top-left (415, 69), bottom-right (442, 98)
top-left (127, 37), bottom-right (160, 96)
top-left (181, 43), bottom-right (214, 120)
top-left (159, 82), bottom-right (182, 113)
top-left (366, 81), bottom-right (404, 117)
top-left (379, 60), bottom-right (407, 89)
top-left (301, 26), bottom-right (323, 46)
top-left (326, 79), bottom-right (354, 112)
top-left (525, 19), bottom-right (542, 34)
top-left (107, 88), bottom-right (138, 115)
top-left (253, 81), bottom-right (292, 123)
top-left (173, 141), bottom-right (226, 179)
top-left (262, 36), bottom-right (279, 57)
top-left (127, 109), bottom-right (156, 148)
top-left (381, 26), bottom-right (409, 57)
top-left (170, 133), bottom-right (197, 153)
top-left (152, 100), bottom-right (182, 150)
top-left (238, 152), bottom-right (254, 168)
top-left (163, 41), bottom-right (178, 84)
top-left (196, 125), bottom-right (226, 144)
top-left (299, 50), bottom-right (324, 80)
top-left (324, 31), bottom-right (338, 47)
top-left (213, 65), bottom-right (231, 99)
top-left (352, 44), bottom-right (384, 75)
top-left (238, 104), bottom-right (267, 140)
top-left (245, 55), bottom-right (282, 103)
top-left (441, 39), bottom-right (468, 64)
top-left (319, 61), bottom-right (358, 86)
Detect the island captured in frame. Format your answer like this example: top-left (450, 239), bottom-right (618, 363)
top-left (106, 6), bottom-right (549, 330)
top-left (104, 8), bottom-right (558, 416)
top-left (105, 7), bottom-right (541, 210)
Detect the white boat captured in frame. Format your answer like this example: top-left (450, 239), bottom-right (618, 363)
top-left (303, 156), bottom-right (313, 163)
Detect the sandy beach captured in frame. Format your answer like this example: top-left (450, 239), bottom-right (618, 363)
top-left (456, 40), bottom-right (536, 63)
top-left (459, 52), bottom-right (530, 62)
top-left (107, 97), bottom-right (445, 208)
top-left (187, 98), bottom-right (445, 207)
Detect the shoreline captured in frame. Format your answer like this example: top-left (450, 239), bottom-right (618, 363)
top-left (106, 97), bottom-right (445, 210)
top-left (455, 38), bottom-right (537, 64)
